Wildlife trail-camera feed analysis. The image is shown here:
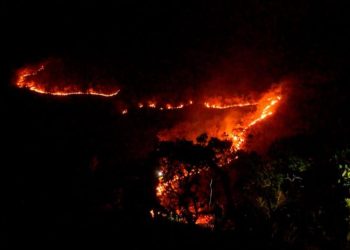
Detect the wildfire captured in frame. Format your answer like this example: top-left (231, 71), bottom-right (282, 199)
top-left (14, 61), bottom-right (285, 227)
top-left (15, 64), bottom-right (120, 97)
top-left (16, 61), bottom-right (288, 226)
top-left (120, 99), bottom-right (260, 114)
top-left (155, 85), bottom-right (283, 150)
top-left (204, 102), bottom-right (257, 109)
top-left (156, 167), bottom-right (207, 197)
top-left (195, 215), bottom-right (214, 225)
top-left (154, 85), bottom-right (284, 225)
top-left (228, 88), bottom-right (283, 150)
top-left (154, 163), bottom-right (214, 226)
top-left (133, 99), bottom-right (258, 112)
top-left (148, 102), bottom-right (157, 108)
top-left (135, 100), bottom-right (193, 112)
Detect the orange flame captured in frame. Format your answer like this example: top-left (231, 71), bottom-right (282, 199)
top-left (154, 85), bottom-right (284, 225)
top-left (135, 100), bottom-right (193, 111)
top-left (15, 64), bottom-right (120, 97)
top-left (204, 102), bottom-right (257, 109)
top-left (226, 86), bottom-right (282, 150)
top-left (14, 62), bottom-right (285, 226)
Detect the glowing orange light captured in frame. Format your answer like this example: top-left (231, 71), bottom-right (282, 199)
top-left (154, 85), bottom-right (284, 225)
top-left (195, 215), bottom-right (214, 225)
top-left (204, 102), bottom-right (257, 109)
top-left (15, 64), bottom-right (120, 97)
top-left (150, 209), bottom-right (155, 218)
top-left (14, 62), bottom-right (285, 227)
top-left (149, 102), bottom-right (156, 108)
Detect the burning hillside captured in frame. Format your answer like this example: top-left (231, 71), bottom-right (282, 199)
top-left (13, 59), bottom-right (288, 227)
top-left (158, 84), bottom-right (283, 151)
top-left (15, 60), bottom-right (285, 151)
top-left (154, 85), bottom-right (284, 226)
top-left (15, 60), bottom-right (120, 97)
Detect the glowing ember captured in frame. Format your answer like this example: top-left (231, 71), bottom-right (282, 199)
top-left (227, 89), bottom-right (282, 150)
top-left (134, 100), bottom-right (193, 111)
top-left (195, 215), bottom-right (214, 225)
top-left (148, 102), bottom-right (157, 108)
top-left (204, 102), bottom-right (257, 109)
top-left (15, 64), bottom-right (120, 97)
top-left (166, 103), bottom-right (184, 110)
top-left (150, 209), bottom-right (155, 218)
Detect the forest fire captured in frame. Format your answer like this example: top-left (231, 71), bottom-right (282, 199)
top-left (15, 63), bottom-right (120, 97)
top-left (133, 99), bottom-right (258, 112)
top-left (154, 85), bottom-right (284, 226)
top-left (204, 102), bottom-right (257, 109)
top-left (229, 89), bottom-right (282, 150)
top-left (14, 61), bottom-right (284, 227)
top-left (134, 100), bottom-right (193, 111)
top-left (157, 85), bottom-right (283, 150)
top-left (14, 60), bottom-right (283, 154)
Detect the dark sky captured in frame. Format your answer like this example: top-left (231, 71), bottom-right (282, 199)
top-left (2, 0), bottom-right (350, 149)
top-left (2, 0), bottom-right (350, 153)
top-left (1, 0), bottom-right (349, 94)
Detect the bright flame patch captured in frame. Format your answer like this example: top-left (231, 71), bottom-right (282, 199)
top-left (15, 63), bottom-right (120, 97)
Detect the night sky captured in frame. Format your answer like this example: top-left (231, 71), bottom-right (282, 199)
top-left (2, 1), bottom-right (349, 92)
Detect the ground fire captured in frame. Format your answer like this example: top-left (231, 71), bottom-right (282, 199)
top-left (14, 61), bottom-right (284, 227)
top-left (15, 61), bottom-right (120, 97)
top-left (154, 85), bottom-right (283, 226)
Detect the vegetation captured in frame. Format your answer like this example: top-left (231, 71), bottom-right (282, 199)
top-left (151, 134), bottom-right (350, 249)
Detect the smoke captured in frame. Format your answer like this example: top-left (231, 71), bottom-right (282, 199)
top-left (13, 52), bottom-right (337, 153)
top-left (158, 82), bottom-right (289, 152)
top-left (154, 42), bottom-right (339, 153)
top-left (158, 106), bottom-right (251, 142)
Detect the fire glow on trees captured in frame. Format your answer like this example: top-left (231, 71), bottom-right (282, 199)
top-left (14, 60), bottom-right (285, 227)
top-left (156, 85), bottom-right (283, 151)
top-left (154, 85), bottom-right (284, 226)
top-left (228, 86), bottom-right (283, 151)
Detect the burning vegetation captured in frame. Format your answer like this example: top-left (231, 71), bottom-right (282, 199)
top-left (154, 86), bottom-right (284, 226)
top-left (15, 60), bottom-right (120, 97)
top-left (14, 60), bottom-right (286, 228)
top-left (11, 59), bottom-right (350, 248)
top-left (158, 84), bottom-right (283, 151)
top-left (15, 59), bottom-right (284, 152)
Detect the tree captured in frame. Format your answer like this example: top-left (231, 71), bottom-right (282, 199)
top-left (234, 146), bottom-right (313, 246)
top-left (332, 148), bottom-right (350, 244)
top-left (153, 135), bottom-right (236, 226)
